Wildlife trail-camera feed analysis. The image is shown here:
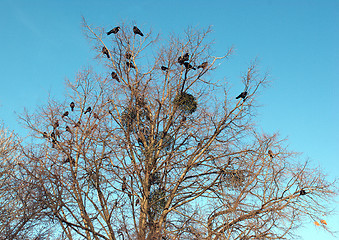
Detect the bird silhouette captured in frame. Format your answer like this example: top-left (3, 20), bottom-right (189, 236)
top-left (133, 26), bottom-right (144, 36)
top-left (111, 72), bottom-right (120, 82)
top-left (53, 120), bottom-right (59, 129)
top-left (268, 150), bottom-right (274, 158)
top-left (84, 107), bottom-right (92, 114)
top-left (102, 47), bottom-right (110, 58)
top-left (182, 53), bottom-right (189, 62)
top-left (183, 62), bottom-right (196, 70)
top-left (161, 66), bottom-right (168, 71)
top-left (126, 61), bottom-right (136, 69)
top-left (178, 56), bottom-right (185, 65)
top-left (65, 126), bottom-right (72, 133)
top-left (70, 102), bottom-right (75, 111)
top-left (299, 189), bottom-right (307, 196)
top-left (197, 62), bottom-right (208, 69)
top-left (125, 52), bottom-right (132, 59)
top-left (62, 111), bottom-right (69, 118)
top-left (236, 91), bottom-right (247, 99)
top-left (107, 26), bottom-right (120, 35)
top-left (42, 132), bottom-right (48, 138)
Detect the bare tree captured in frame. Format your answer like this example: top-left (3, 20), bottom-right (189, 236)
top-left (18, 20), bottom-right (337, 240)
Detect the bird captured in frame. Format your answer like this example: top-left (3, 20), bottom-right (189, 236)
top-left (122, 176), bottom-right (127, 192)
top-left (197, 62), bottom-right (208, 69)
top-left (126, 61), bottom-right (136, 69)
top-left (320, 219), bottom-right (327, 225)
top-left (125, 52), bottom-right (132, 59)
top-left (236, 91), bottom-right (247, 99)
top-left (62, 111), bottom-right (69, 118)
top-left (135, 198), bottom-right (139, 206)
top-left (268, 150), bottom-right (274, 158)
top-left (183, 62), bottom-right (196, 70)
top-left (107, 26), bottom-right (120, 35)
top-left (84, 107), bottom-right (92, 114)
top-left (299, 189), bottom-right (307, 196)
top-left (53, 120), bottom-right (59, 129)
top-left (111, 72), bottom-right (120, 82)
top-left (178, 56), bottom-right (185, 65)
top-left (42, 132), bottom-right (48, 138)
top-left (133, 26), bottom-right (144, 36)
top-left (314, 221), bottom-right (320, 226)
top-left (102, 47), bottom-right (110, 58)
top-left (70, 102), bottom-right (75, 111)
top-left (65, 126), bottom-right (72, 133)
top-left (161, 66), bottom-right (168, 71)
top-left (182, 52), bottom-right (189, 62)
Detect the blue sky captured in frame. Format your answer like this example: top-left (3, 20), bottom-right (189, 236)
top-left (0, 0), bottom-right (338, 238)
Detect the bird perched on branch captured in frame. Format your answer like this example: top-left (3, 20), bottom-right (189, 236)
top-left (62, 111), bottom-right (69, 118)
top-left (268, 150), bottom-right (274, 158)
top-left (299, 189), bottom-right (307, 196)
top-left (197, 62), bottom-right (208, 69)
top-left (84, 107), bottom-right (92, 114)
top-left (53, 120), bottom-right (59, 129)
top-left (107, 26), bottom-right (120, 35)
top-left (133, 26), bottom-right (144, 36)
top-left (161, 66), bottom-right (168, 71)
top-left (183, 62), bottom-right (196, 70)
top-left (125, 52), bottom-right (132, 59)
top-left (111, 72), bottom-right (120, 82)
top-left (42, 132), bottom-right (48, 138)
top-left (236, 91), bottom-right (247, 100)
top-left (102, 47), bottom-right (110, 58)
top-left (126, 61), bottom-right (136, 69)
top-left (70, 102), bottom-right (75, 111)
top-left (182, 52), bottom-right (189, 62)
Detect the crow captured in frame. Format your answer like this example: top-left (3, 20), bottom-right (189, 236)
top-left (182, 52), bottom-right (189, 62)
top-left (70, 102), bottom-right (75, 111)
top-left (107, 26), bottom-right (120, 35)
top-left (84, 107), bottom-right (92, 114)
top-left (161, 66), bottom-right (168, 71)
top-left (126, 61), bottom-right (136, 69)
top-left (62, 111), bottom-right (69, 118)
top-left (268, 150), bottom-right (274, 158)
top-left (42, 132), bottom-right (48, 138)
top-left (102, 47), bottom-right (110, 58)
top-left (111, 72), bottom-right (120, 82)
top-left (53, 120), bottom-right (59, 129)
top-left (178, 56), bottom-right (185, 65)
top-left (183, 62), bottom-right (196, 70)
top-left (299, 189), bottom-right (307, 196)
top-left (236, 91), bottom-right (247, 99)
top-left (133, 26), bottom-right (144, 36)
top-left (125, 52), bottom-right (132, 59)
top-left (197, 62), bottom-right (208, 69)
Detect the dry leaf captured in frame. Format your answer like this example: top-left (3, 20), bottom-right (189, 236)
top-left (314, 221), bottom-right (320, 226)
top-left (320, 219), bottom-right (327, 225)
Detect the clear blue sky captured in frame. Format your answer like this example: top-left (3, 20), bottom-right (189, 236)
top-left (0, 0), bottom-right (338, 239)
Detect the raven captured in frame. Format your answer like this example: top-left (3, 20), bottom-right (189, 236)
top-left (111, 72), bottom-right (120, 82)
top-left (70, 102), bottom-right (75, 111)
top-left (236, 91), bottom-right (247, 99)
top-left (62, 111), bottom-right (69, 118)
top-left (299, 189), bottom-right (307, 196)
top-left (125, 52), bottom-right (132, 59)
top-left (84, 107), bottom-right (92, 114)
top-left (126, 61), bottom-right (136, 69)
top-left (133, 26), bottom-right (144, 36)
top-left (182, 52), bottom-right (189, 62)
top-left (178, 56), bottom-right (185, 65)
top-left (197, 62), bottom-right (208, 69)
top-left (161, 66), bottom-right (168, 71)
top-left (102, 47), bottom-right (110, 58)
top-left (107, 26), bottom-right (120, 35)
top-left (183, 62), bottom-right (196, 70)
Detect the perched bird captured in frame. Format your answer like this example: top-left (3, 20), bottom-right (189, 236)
top-left (126, 61), bottom-right (136, 69)
top-left (53, 120), bottom-right (59, 129)
top-left (111, 72), bottom-right (120, 82)
top-left (236, 91), bottom-right (248, 100)
top-left (133, 26), bottom-right (144, 36)
top-left (84, 107), bottom-right (92, 114)
top-left (178, 56), bottom-right (185, 65)
top-left (135, 198), bottom-right (139, 206)
top-left (314, 221), bottom-right (320, 226)
top-left (183, 62), bottom-right (196, 70)
top-left (107, 26), bottom-right (120, 35)
top-left (122, 176), bottom-right (127, 192)
top-left (62, 111), bottom-right (69, 118)
top-left (299, 189), bottom-right (307, 196)
top-left (65, 126), bottom-right (72, 133)
top-left (161, 66), bottom-right (168, 71)
top-left (268, 150), bottom-right (274, 158)
top-left (42, 132), bottom-right (48, 138)
top-left (197, 62), bottom-right (208, 69)
top-left (70, 102), bottom-right (75, 111)
top-left (102, 47), bottom-right (110, 58)
top-left (182, 52), bottom-right (189, 62)
top-left (320, 219), bottom-right (327, 225)
top-left (125, 52), bottom-right (132, 59)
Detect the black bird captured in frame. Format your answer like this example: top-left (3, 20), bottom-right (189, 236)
top-left (102, 47), bottom-right (110, 58)
top-left (126, 61), bottom-right (136, 69)
top-left (300, 189), bottom-right (307, 196)
top-left (125, 52), bottom-right (132, 59)
top-left (111, 72), bottom-right (120, 82)
top-left (268, 150), bottom-right (274, 158)
top-left (107, 26), bottom-right (120, 35)
top-left (133, 26), bottom-right (144, 36)
top-left (53, 120), bottom-right (59, 129)
top-left (161, 66), bottom-right (168, 71)
top-left (183, 62), bottom-right (196, 70)
top-left (62, 111), bottom-right (69, 118)
top-left (182, 52), bottom-right (189, 62)
top-left (42, 132), bottom-right (48, 138)
top-left (197, 62), bottom-right (208, 69)
top-left (65, 126), bottom-right (72, 133)
top-left (178, 56), bottom-right (185, 65)
top-left (70, 102), bottom-right (75, 111)
top-left (84, 107), bottom-right (92, 114)
top-left (135, 198), bottom-right (139, 206)
top-left (236, 91), bottom-right (247, 99)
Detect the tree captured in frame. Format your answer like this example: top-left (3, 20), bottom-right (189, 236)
top-left (17, 20), bottom-right (336, 240)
